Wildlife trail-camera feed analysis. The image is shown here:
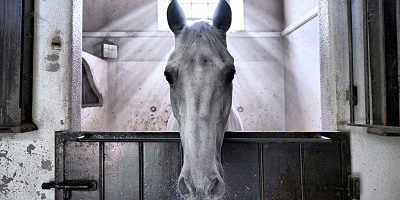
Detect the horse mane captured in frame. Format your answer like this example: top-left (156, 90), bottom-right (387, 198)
top-left (168, 21), bottom-right (233, 65)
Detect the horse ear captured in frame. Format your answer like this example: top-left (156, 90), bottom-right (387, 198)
top-left (167, 0), bottom-right (187, 35)
top-left (213, 0), bottom-right (232, 32)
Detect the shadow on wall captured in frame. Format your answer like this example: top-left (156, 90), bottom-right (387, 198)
top-left (81, 52), bottom-right (109, 131)
top-left (283, 17), bottom-right (321, 131)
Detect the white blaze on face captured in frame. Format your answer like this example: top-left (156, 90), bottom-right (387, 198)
top-left (165, 27), bottom-right (235, 199)
top-left (165, 9), bottom-right (235, 197)
top-left (166, 1), bottom-right (235, 198)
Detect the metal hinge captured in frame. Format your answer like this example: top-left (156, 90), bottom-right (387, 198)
top-left (348, 176), bottom-right (360, 200)
top-left (42, 180), bottom-right (97, 200)
top-left (346, 85), bottom-right (358, 107)
top-left (352, 85), bottom-right (358, 106)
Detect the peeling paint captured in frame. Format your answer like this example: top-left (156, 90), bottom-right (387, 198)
top-left (51, 34), bottom-right (62, 50)
top-left (41, 193), bottom-right (46, 199)
top-left (41, 159), bottom-right (52, 171)
top-left (45, 53), bottom-right (59, 61)
top-left (0, 175), bottom-right (14, 196)
top-left (0, 150), bottom-right (12, 162)
top-left (27, 144), bottom-right (36, 154)
top-left (46, 63), bottom-right (60, 72)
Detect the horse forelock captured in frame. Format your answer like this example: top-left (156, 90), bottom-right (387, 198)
top-left (168, 22), bottom-right (233, 66)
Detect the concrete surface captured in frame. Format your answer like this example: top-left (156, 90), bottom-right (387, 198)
top-left (0, 0), bottom-right (80, 199)
top-left (283, 0), bottom-right (317, 28)
top-left (83, 0), bottom-right (158, 32)
top-left (350, 127), bottom-right (400, 200)
top-left (243, 0), bottom-right (283, 31)
top-left (108, 61), bottom-right (172, 131)
top-left (283, 17), bottom-right (321, 130)
top-left (83, 36), bottom-right (174, 62)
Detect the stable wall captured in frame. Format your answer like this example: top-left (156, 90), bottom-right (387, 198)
top-left (82, 0), bottom-right (286, 131)
top-left (283, 0), bottom-right (322, 130)
top-left (83, 0), bottom-right (158, 32)
top-left (83, 36), bottom-right (285, 131)
top-left (0, 1), bottom-right (81, 199)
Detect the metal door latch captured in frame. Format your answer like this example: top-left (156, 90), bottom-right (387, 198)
top-left (42, 180), bottom-right (97, 200)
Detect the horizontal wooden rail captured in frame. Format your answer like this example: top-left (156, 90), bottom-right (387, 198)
top-left (56, 131), bottom-right (348, 143)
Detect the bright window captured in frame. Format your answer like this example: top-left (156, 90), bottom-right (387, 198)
top-left (179, 0), bottom-right (219, 24)
top-left (158, 0), bottom-right (244, 31)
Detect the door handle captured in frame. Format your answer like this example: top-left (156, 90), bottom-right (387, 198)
top-left (42, 180), bottom-right (97, 200)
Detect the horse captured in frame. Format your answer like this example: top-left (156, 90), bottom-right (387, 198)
top-left (164, 0), bottom-right (243, 199)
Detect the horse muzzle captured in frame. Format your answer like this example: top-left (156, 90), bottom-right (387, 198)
top-left (177, 172), bottom-right (225, 199)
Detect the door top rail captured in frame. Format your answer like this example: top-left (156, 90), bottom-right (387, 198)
top-left (56, 131), bottom-right (347, 143)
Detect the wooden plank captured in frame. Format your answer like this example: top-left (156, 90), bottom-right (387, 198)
top-left (0, 0), bottom-right (23, 126)
top-left (303, 142), bottom-right (343, 200)
top-left (383, 0), bottom-right (399, 126)
top-left (55, 133), bottom-right (65, 200)
top-left (20, 0), bottom-right (35, 124)
top-left (367, 0), bottom-right (387, 125)
top-left (263, 143), bottom-right (302, 200)
top-left (143, 142), bottom-right (182, 200)
top-left (64, 142), bottom-right (100, 200)
top-left (104, 142), bottom-right (139, 200)
top-left (222, 143), bottom-right (260, 200)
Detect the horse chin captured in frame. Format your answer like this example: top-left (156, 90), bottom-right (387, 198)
top-left (182, 194), bottom-right (224, 200)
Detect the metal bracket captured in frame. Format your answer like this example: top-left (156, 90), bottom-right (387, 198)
top-left (348, 176), bottom-right (360, 199)
top-left (352, 85), bottom-right (358, 106)
top-left (42, 180), bottom-right (97, 200)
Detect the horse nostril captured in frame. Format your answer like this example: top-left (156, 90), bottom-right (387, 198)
top-left (208, 176), bottom-right (225, 198)
top-left (177, 177), bottom-right (191, 197)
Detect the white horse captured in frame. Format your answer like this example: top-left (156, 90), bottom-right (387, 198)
top-left (164, 0), bottom-right (243, 199)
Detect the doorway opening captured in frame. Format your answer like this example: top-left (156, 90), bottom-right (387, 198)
top-left (81, 0), bottom-right (323, 132)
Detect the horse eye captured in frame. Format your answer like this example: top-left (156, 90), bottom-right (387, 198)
top-left (225, 68), bottom-right (236, 83)
top-left (164, 71), bottom-right (173, 85)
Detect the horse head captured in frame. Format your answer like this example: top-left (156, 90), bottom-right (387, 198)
top-left (165, 0), bottom-right (235, 199)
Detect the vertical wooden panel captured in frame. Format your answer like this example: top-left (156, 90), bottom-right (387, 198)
top-left (21, 0), bottom-right (35, 124)
top-left (143, 142), bottom-right (182, 200)
top-left (383, 0), bottom-right (399, 126)
top-left (0, 0), bottom-right (22, 125)
top-left (222, 143), bottom-right (260, 200)
top-left (55, 133), bottom-right (65, 200)
top-left (303, 143), bottom-right (343, 200)
top-left (263, 143), bottom-right (302, 200)
top-left (367, 0), bottom-right (387, 125)
top-left (64, 142), bottom-right (100, 200)
top-left (104, 142), bottom-right (139, 200)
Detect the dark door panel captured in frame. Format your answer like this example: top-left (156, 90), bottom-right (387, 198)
top-left (263, 143), bottom-right (302, 200)
top-left (53, 131), bottom-right (350, 200)
top-left (223, 143), bottom-right (260, 200)
top-left (104, 142), bottom-right (140, 200)
top-left (64, 142), bottom-right (100, 200)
